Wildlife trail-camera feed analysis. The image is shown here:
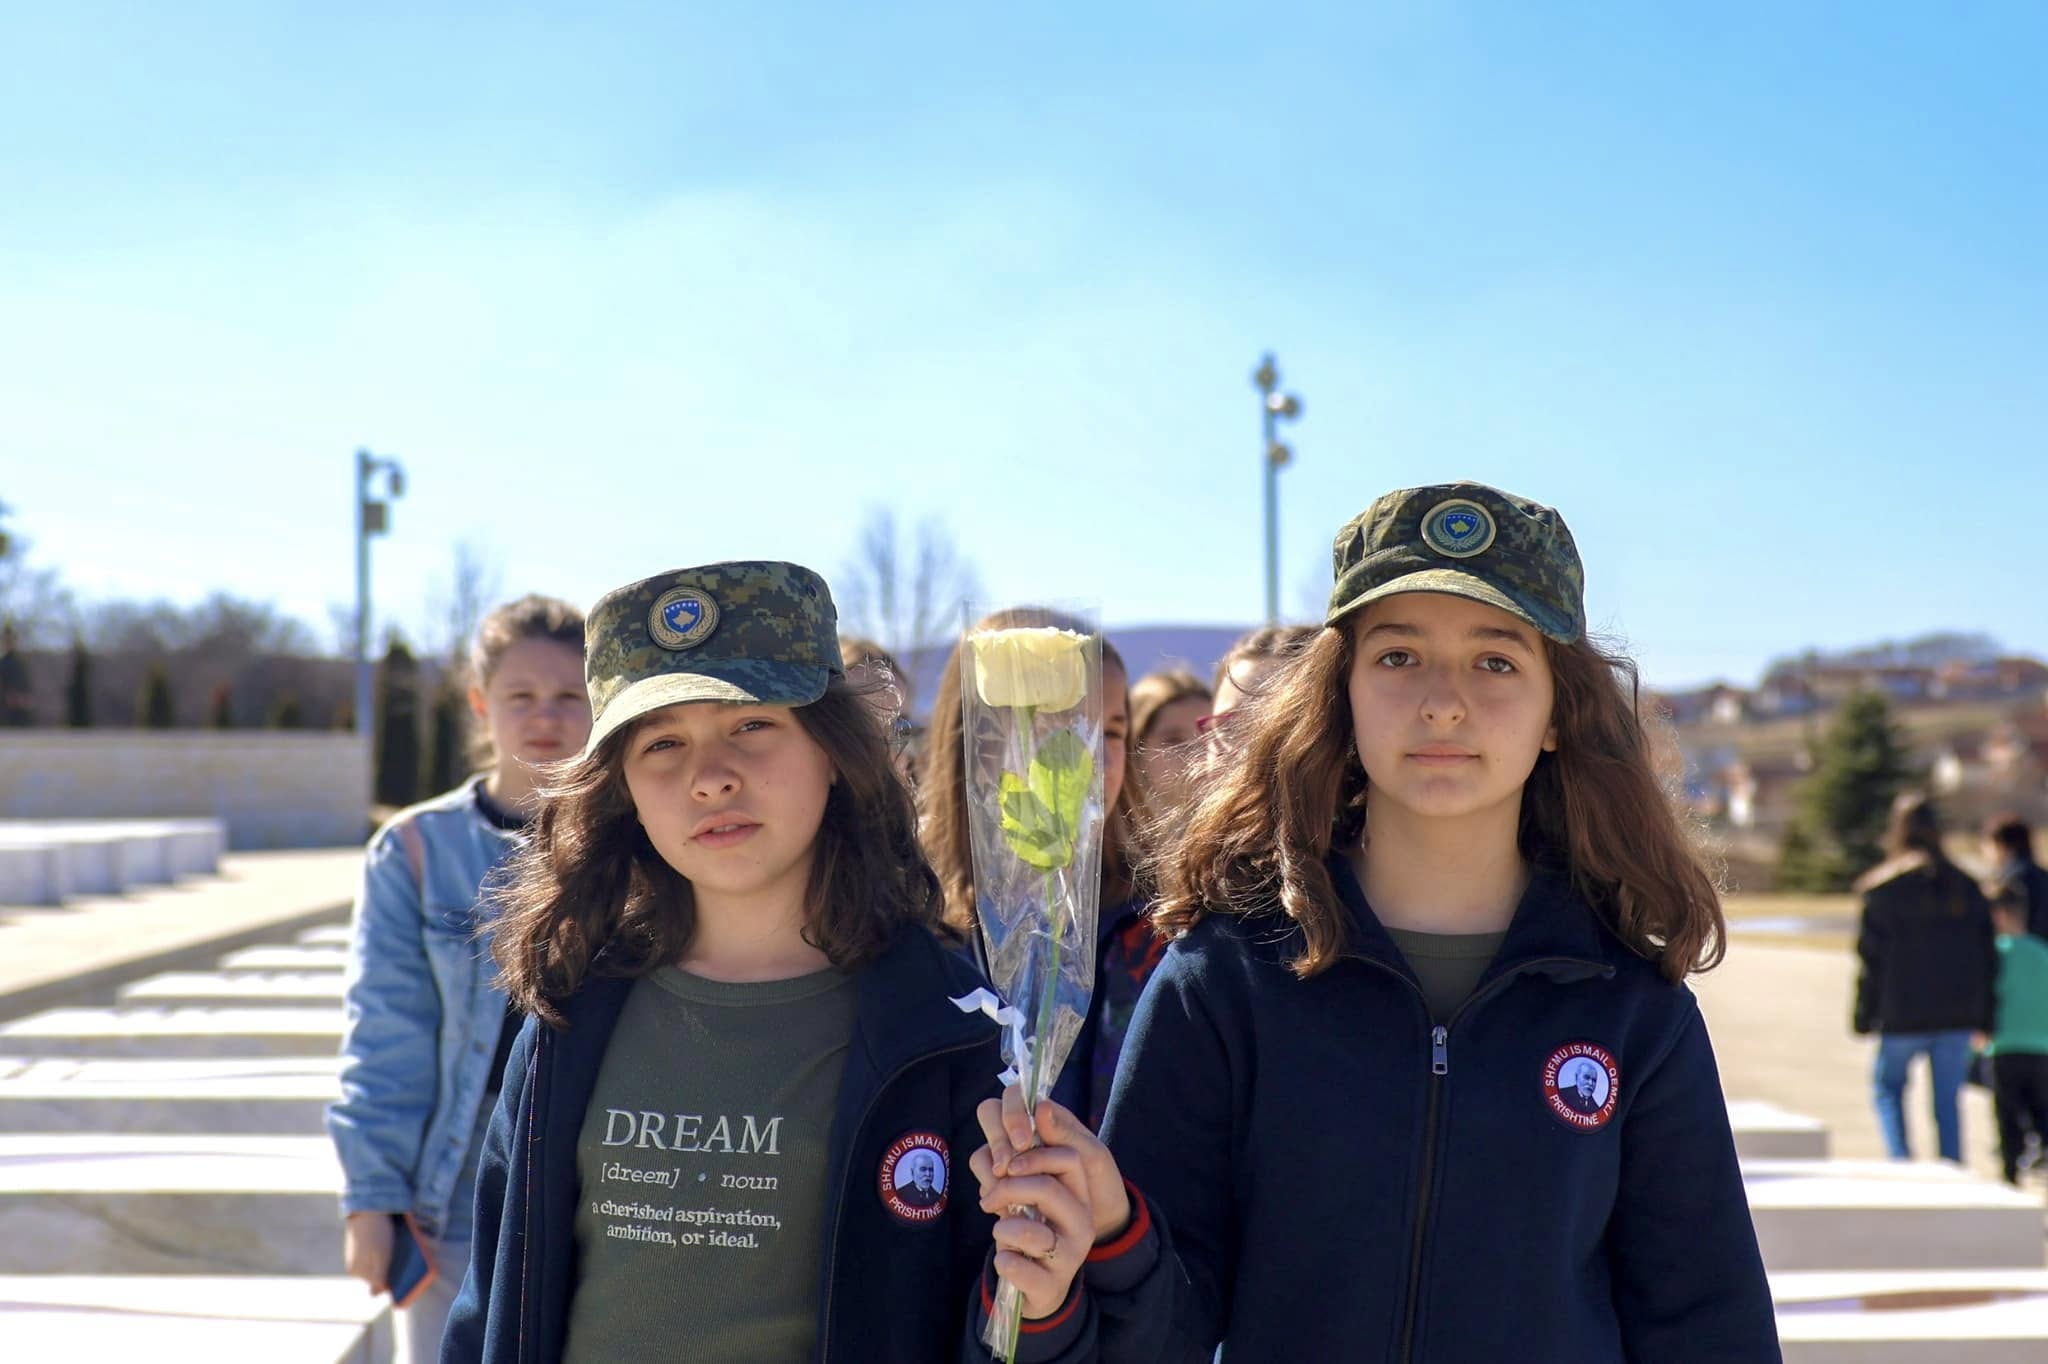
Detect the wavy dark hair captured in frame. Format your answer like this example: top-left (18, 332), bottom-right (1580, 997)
top-left (492, 677), bottom-right (945, 1025)
top-left (1151, 619), bottom-right (1725, 983)
top-left (921, 610), bottom-right (1145, 933)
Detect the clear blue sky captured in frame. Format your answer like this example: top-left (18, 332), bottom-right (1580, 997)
top-left (3, 2), bottom-right (2042, 688)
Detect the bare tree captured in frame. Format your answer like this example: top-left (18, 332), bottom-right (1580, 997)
top-left (423, 539), bottom-right (503, 667)
top-left (0, 501), bottom-right (74, 647)
top-left (839, 507), bottom-right (983, 694)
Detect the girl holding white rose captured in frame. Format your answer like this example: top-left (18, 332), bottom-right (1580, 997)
top-left (441, 562), bottom-right (1107, 1364)
top-left (922, 609), bottom-right (1162, 1131)
top-left (971, 483), bottom-right (1781, 1361)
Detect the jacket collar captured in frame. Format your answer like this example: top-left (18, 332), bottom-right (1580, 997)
top-left (848, 925), bottom-right (1000, 1080)
top-left (1328, 852), bottom-right (1615, 986)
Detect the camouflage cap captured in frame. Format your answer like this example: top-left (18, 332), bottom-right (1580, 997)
top-left (1325, 482), bottom-right (1586, 642)
top-left (581, 560), bottom-right (843, 757)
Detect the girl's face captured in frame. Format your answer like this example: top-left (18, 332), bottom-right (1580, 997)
top-left (1102, 660), bottom-right (1129, 816)
top-left (1135, 694), bottom-right (1208, 806)
top-left (622, 700), bottom-right (838, 912)
top-left (472, 639), bottom-right (591, 769)
top-left (1346, 592), bottom-right (1557, 825)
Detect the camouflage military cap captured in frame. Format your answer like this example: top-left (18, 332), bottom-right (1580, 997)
top-left (1325, 482), bottom-right (1586, 642)
top-left (581, 560), bottom-right (843, 757)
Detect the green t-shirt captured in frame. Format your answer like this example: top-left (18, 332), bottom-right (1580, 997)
top-left (562, 964), bottom-right (858, 1364)
top-left (1387, 927), bottom-right (1508, 1025)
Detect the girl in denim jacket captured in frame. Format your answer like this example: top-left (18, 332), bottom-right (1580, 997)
top-left (327, 595), bottom-right (589, 1362)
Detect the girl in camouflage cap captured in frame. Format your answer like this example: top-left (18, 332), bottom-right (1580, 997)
top-left (443, 561), bottom-right (1113, 1364)
top-left (1023, 483), bottom-right (1781, 1361)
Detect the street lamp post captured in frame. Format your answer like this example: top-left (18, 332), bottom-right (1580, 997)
top-left (1252, 353), bottom-right (1303, 625)
top-left (354, 449), bottom-right (406, 740)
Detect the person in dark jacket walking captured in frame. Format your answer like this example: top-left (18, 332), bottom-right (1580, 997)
top-left (978, 483), bottom-right (1781, 1362)
top-left (1984, 813), bottom-right (2048, 940)
top-left (440, 563), bottom-right (1106, 1364)
top-left (1854, 791), bottom-right (1996, 1163)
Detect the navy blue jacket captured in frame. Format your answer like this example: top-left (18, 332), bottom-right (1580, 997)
top-left (440, 926), bottom-right (1107, 1363)
top-left (1094, 860), bottom-right (1781, 1362)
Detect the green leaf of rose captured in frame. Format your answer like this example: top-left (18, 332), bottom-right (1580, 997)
top-left (1030, 729), bottom-right (1093, 852)
top-left (999, 771), bottom-right (1070, 870)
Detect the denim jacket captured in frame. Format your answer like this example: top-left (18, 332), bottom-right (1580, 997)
top-left (327, 777), bottom-right (522, 1239)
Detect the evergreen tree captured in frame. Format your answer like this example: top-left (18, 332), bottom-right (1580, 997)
top-left (374, 636), bottom-right (422, 808)
top-left (64, 636), bottom-right (92, 727)
top-left (424, 682), bottom-right (469, 794)
top-left (209, 681), bottom-right (236, 729)
top-left (1776, 690), bottom-right (1917, 891)
top-left (137, 662), bottom-right (175, 728)
top-left (268, 690), bottom-right (306, 729)
top-left (0, 619), bottom-right (33, 726)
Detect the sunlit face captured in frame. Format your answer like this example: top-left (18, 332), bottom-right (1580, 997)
top-left (1102, 659), bottom-right (1129, 816)
top-left (472, 639), bottom-right (591, 769)
top-left (1134, 694), bottom-right (1209, 808)
top-left (621, 701), bottom-right (838, 912)
top-left (1346, 593), bottom-right (1557, 825)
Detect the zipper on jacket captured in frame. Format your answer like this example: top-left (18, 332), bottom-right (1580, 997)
top-left (816, 1036), bottom-right (988, 1364)
top-left (1372, 955), bottom-right (1606, 1364)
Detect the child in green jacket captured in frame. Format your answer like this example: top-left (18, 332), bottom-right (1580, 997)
top-left (1988, 887), bottom-right (2048, 1184)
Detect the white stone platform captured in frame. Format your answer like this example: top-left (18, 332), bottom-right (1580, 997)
top-left (0, 819), bottom-right (226, 904)
top-left (0, 1275), bottom-right (393, 1364)
top-left (1774, 1269), bottom-right (2048, 1363)
top-left (1744, 1159), bottom-right (2048, 1272)
top-left (1730, 1098), bottom-right (1832, 1160)
top-left (219, 944), bottom-right (350, 972)
top-left (0, 1005), bottom-right (343, 1057)
top-left (0, 1134), bottom-right (343, 1274)
top-left (118, 970), bottom-right (346, 1006)
top-left (298, 923), bottom-right (354, 948)
top-left (0, 1056), bottom-right (340, 1133)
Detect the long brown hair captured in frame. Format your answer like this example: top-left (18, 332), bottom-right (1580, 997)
top-left (492, 678), bottom-right (944, 1024)
top-left (1151, 620), bottom-right (1725, 983)
top-left (921, 610), bottom-right (1145, 934)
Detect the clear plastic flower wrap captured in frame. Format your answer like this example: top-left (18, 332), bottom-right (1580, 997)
top-left (948, 605), bottom-right (1105, 1361)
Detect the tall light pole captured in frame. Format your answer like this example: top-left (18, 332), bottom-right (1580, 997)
top-left (355, 449), bottom-right (406, 740)
top-left (1252, 353), bottom-right (1302, 625)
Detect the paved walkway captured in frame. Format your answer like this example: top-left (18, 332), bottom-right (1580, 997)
top-left (1695, 935), bottom-right (2005, 1183)
top-left (0, 850), bottom-right (361, 1021)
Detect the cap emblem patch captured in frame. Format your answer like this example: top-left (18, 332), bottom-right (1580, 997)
top-left (1543, 1041), bottom-right (1620, 1132)
top-left (879, 1130), bottom-right (949, 1225)
top-left (1421, 498), bottom-right (1497, 559)
top-left (648, 588), bottom-right (720, 651)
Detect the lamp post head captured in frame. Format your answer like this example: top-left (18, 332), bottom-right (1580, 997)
top-left (1267, 393), bottom-right (1301, 420)
top-left (1267, 441), bottom-right (1292, 468)
top-left (1252, 353), bottom-right (1278, 394)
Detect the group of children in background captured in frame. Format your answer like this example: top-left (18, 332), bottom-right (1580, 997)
top-left (329, 480), bottom-right (1798, 1362)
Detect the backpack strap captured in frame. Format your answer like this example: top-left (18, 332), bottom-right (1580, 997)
top-left (395, 816), bottom-right (426, 891)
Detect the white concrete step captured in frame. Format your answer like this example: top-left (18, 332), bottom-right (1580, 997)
top-left (1744, 1161), bottom-right (2047, 1272)
top-left (0, 1055), bottom-right (340, 1133)
top-left (0, 819), bottom-right (227, 902)
top-left (0, 1134), bottom-right (344, 1274)
top-left (298, 924), bottom-right (354, 947)
top-left (1728, 1098), bottom-right (1830, 1160)
top-left (1774, 1269), bottom-right (2048, 1364)
top-left (118, 970), bottom-right (345, 1006)
top-left (0, 1275), bottom-right (392, 1364)
top-left (218, 944), bottom-right (350, 972)
top-left (0, 1005), bottom-right (343, 1058)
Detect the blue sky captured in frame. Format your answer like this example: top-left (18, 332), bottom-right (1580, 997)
top-left (2, 2), bottom-right (2042, 688)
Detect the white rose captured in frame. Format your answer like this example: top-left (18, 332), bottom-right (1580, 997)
top-left (968, 627), bottom-right (1090, 711)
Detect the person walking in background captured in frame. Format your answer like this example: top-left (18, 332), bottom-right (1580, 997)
top-left (922, 612), bottom-right (1158, 1131)
top-left (1984, 813), bottom-right (2048, 939)
top-left (328, 595), bottom-right (589, 1363)
top-left (1985, 884), bottom-right (2048, 1184)
top-left (1128, 668), bottom-right (1211, 823)
top-left (1853, 791), bottom-right (1997, 1164)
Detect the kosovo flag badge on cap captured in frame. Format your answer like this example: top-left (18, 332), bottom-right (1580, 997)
top-left (580, 560), bottom-right (843, 757)
top-left (1325, 482), bottom-right (1587, 643)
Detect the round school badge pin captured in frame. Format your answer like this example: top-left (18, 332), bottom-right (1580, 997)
top-left (1420, 498), bottom-right (1497, 559)
top-left (1543, 1041), bottom-right (1620, 1132)
top-left (879, 1131), bottom-right (949, 1225)
top-left (648, 587), bottom-right (720, 651)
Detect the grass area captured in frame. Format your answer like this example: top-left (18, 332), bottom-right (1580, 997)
top-left (1721, 891), bottom-right (1857, 953)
